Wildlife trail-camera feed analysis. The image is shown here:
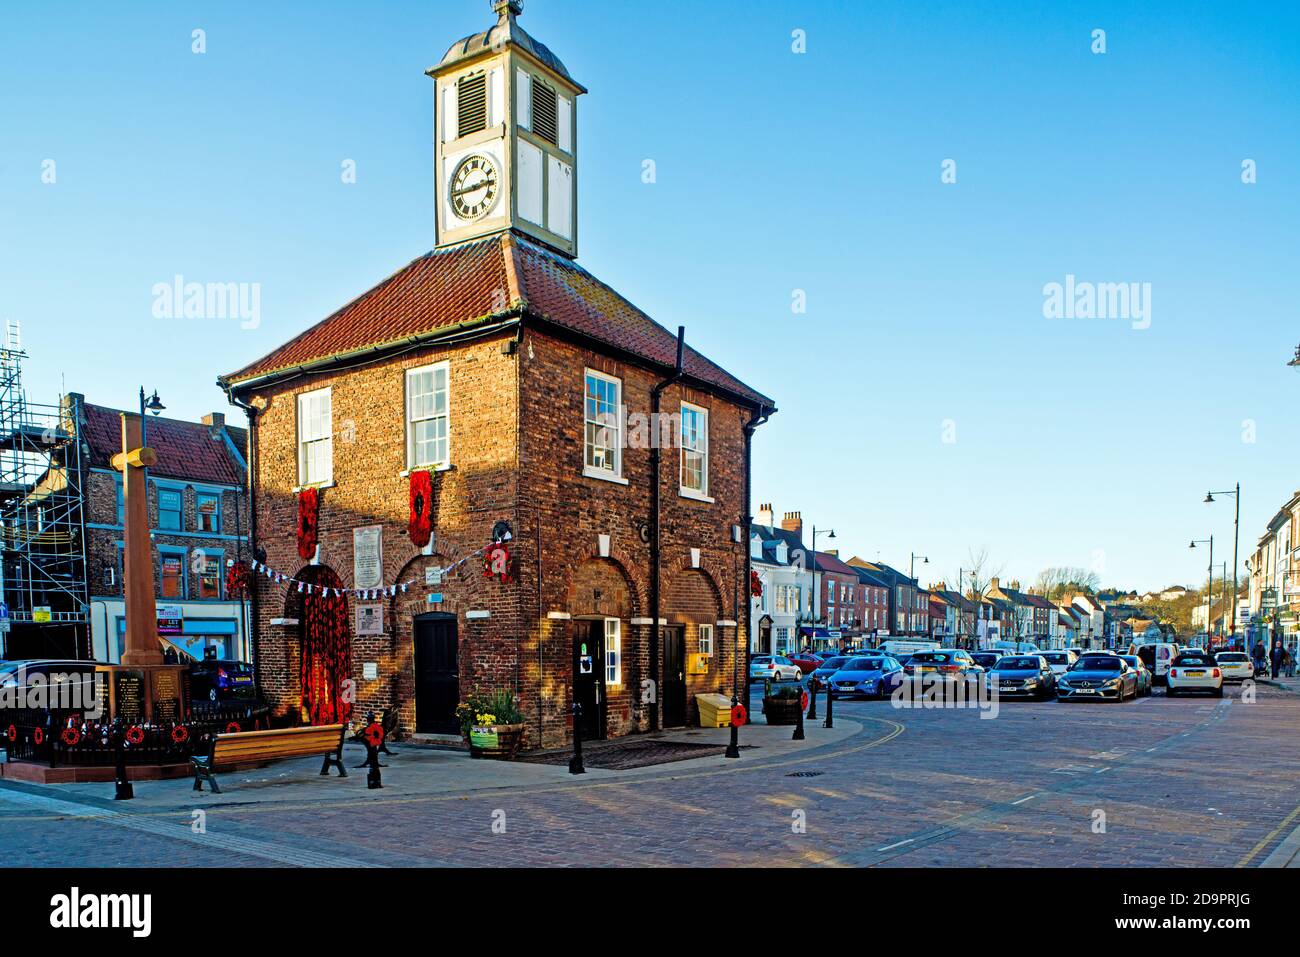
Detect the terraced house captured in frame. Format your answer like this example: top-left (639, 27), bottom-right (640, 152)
top-left (218, 2), bottom-right (774, 748)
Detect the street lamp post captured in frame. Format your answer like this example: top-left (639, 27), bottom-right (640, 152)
top-left (810, 526), bottom-right (835, 650)
top-left (909, 552), bottom-right (929, 636)
top-left (138, 388), bottom-right (166, 480)
top-left (1205, 485), bottom-right (1241, 648)
top-left (1190, 537), bottom-right (1213, 644)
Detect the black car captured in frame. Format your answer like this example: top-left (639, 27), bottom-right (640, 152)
top-left (188, 659), bottom-right (256, 702)
top-left (972, 651), bottom-right (1002, 672)
top-left (988, 655), bottom-right (1056, 699)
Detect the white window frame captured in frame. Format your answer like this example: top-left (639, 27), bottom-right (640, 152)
top-left (604, 617), bottom-right (622, 686)
top-left (583, 369), bottom-right (625, 483)
top-left (699, 623), bottom-right (714, 657)
top-left (406, 362), bottom-right (451, 470)
top-left (297, 388), bottom-right (333, 487)
top-left (679, 401), bottom-right (711, 501)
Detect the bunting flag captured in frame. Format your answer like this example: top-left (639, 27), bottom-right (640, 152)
top-left (245, 543), bottom-right (490, 600)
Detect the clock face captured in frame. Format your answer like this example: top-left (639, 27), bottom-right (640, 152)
top-left (449, 154), bottom-right (500, 222)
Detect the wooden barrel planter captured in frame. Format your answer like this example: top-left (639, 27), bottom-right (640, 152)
top-left (468, 723), bottom-right (526, 760)
top-left (762, 695), bottom-right (803, 726)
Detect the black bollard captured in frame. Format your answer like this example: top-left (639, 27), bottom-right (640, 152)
top-left (823, 677), bottom-right (834, 729)
top-left (113, 734), bottom-right (133, 801)
top-left (792, 688), bottom-right (806, 741)
top-left (806, 676), bottom-right (818, 720)
top-left (568, 702), bottom-right (585, 775)
top-left (724, 694), bottom-right (740, 759)
top-left (365, 743), bottom-right (383, 789)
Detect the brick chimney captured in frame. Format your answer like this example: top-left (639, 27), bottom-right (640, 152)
top-left (825, 548), bottom-right (839, 558)
top-left (990, 577), bottom-right (1000, 591)
top-left (757, 503), bottom-right (774, 530)
top-left (780, 511), bottom-right (802, 538)
top-left (202, 412), bottom-right (225, 438)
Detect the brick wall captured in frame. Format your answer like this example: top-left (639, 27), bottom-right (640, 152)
top-left (240, 321), bottom-right (759, 748)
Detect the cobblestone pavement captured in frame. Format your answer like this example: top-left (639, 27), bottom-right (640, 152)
top-left (3, 682), bottom-right (1298, 867)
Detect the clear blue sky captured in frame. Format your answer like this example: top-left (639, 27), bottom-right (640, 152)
top-left (3, 0), bottom-right (1297, 592)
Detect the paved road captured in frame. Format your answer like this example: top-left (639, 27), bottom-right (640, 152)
top-left (2, 682), bottom-right (1298, 867)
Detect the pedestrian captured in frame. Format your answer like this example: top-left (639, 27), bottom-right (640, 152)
top-left (1270, 640), bottom-right (1284, 679)
top-left (1253, 641), bottom-right (1267, 675)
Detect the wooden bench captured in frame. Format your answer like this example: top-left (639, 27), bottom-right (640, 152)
top-left (191, 724), bottom-right (347, 794)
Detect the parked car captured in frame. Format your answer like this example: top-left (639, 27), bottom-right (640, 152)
top-left (750, 655), bottom-right (803, 681)
top-left (786, 652), bottom-right (822, 674)
top-left (1167, 652), bottom-right (1224, 697)
top-left (1118, 655), bottom-right (1153, 696)
top-left (971, 651), bottom-right (1002, 672)
top-left (988, 655), bottom-right (1056, 699)
top-left (1038, 650), bottom-right (1080, 678)
top-left (1056, 654), bottom-right (1138, 702)
top-left (828, 656), bottom-right (905, 699)
top-left (810, 656), bottom-right (851, 688)
top-left (1213, 651), bottom-right (1254, 683)
top-left (188, 659), bottom-right (257, 702)
top-left (904, 649), bottom-right (984, 684)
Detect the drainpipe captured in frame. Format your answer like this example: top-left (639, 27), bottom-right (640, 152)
top-left (743, 404), bottom-right (771, 707)
top-left (224, 389), bottom-right (260, 690)
top-left (649, 327), bottom-right (686, 732)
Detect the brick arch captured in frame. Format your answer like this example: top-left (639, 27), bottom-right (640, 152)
top-left (566, 557), bottom-right (642, 619)
top-left (663, 567), bottom-right (724, 625)
top-left (664, 556), bottom-right (730, 621)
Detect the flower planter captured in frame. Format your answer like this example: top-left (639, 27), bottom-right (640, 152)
top-left (762, 696), bottom-right (803, 726)
top-left (468, 723), bottom-right (526, 760)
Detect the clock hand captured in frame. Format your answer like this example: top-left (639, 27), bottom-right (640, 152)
top-left (451, 179), bottom-right (497, 197)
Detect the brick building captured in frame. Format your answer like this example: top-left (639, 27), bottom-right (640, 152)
top-left (3, 392), bottom-right (251, 663)
top-left (217, 2), bottom-right (774, 748)
top-left (79, 402), bottom-right (252, 663)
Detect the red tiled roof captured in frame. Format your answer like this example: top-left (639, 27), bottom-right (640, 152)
top-left (220, 233), bottom-right (774, 408)
top-left (82, 404), bottom-right (245, 487)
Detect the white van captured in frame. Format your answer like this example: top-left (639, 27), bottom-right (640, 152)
top-left (1127, 641), bottom-right (1179, 685)
top-left (882, 639), bottom-right (939, 657)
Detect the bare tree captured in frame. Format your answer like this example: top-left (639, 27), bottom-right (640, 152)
top-left (956, 547), bottom-right (1004, 647)
top-left (1034, 566), bottom-right (1101, 600)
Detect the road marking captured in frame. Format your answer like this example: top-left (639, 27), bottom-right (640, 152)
top-left (1011, 794), bottom-right (1039, 805)
top-left (1238, 804), bottom-right (1300, 868)
top-left (0, 785), bottom-right (379, 868)
top-left (877, 838), bottom-right (914, 851)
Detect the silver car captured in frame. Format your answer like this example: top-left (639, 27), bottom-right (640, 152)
top-left (749, 655), bottom-right (803, 681)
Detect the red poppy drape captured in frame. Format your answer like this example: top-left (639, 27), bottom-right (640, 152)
top-left (297, 487), bottom-right (320, 560)
top-left (409, 470), bottom-right (433, 548)
top-left (300, 567), bottom-right (351, 726)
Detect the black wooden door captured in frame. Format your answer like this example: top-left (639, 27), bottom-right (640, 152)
top-left (573, 621), bottom-right (605, 740)
top-left (413, 614), bottom-right (458, 734)
top-left (663, 626), bottom-right (687, 727)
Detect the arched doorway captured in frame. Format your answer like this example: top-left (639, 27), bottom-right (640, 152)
top-left (294, 565), bottom-right (352, 726)
top-left (757, 615), bottom-right (773, 655)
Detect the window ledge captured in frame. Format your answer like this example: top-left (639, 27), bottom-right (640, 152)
top-left (400, 465), bottom-right (454, 477)
top-left (292, 481), bottom-right (337, 494)
top-left (583, 466), bottom-right (629, 486)
top-left (678, 487), bottom-right (715, 504)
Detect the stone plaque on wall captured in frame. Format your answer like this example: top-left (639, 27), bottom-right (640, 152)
top-left (152, 669), bottom-right (181, 722)
top-left (353, 526), bottom-right (383, 590)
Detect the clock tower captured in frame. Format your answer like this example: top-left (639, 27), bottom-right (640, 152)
top-left (429, 0), bottom-right (586, 258)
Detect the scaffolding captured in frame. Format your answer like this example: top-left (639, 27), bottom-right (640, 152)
top-left (0, 320), bottom-right (90, 658)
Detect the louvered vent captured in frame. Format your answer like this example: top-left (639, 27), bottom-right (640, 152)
top-left (531, 79), bottom-right (558, 145)
top-left (457, 72), bottom-right (488, 138)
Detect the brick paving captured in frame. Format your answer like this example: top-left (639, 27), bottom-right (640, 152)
top-left (2, 683), bottom-right (1297, 867)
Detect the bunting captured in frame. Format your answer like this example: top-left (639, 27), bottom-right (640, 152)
top-left (247, 543), bottom-right (490, 600)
